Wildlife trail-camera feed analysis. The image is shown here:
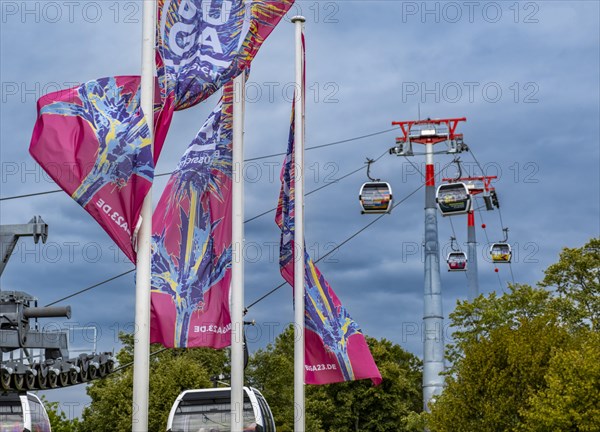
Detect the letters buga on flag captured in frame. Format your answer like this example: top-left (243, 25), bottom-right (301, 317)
top-left (157, 0), bottom-right (294, 111)
top-left (276, 102), bottom-right (382, 385)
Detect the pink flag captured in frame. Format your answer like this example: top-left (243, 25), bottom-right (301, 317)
top-left (29, 76), bottom-right (173, 263)
top-left (29, 0), bottom-right (293, 265)
top-left (157, 0), bottom-right (294, 111)
top-left (151, 0), bottom-right (294, 348)
top-left (276, 100), bottom-right (382, 385)
top-left (150, 83), bottom-right (234, 349)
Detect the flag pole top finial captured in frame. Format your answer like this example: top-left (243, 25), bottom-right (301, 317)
top-left (291, 15), bottom-right (306, 23)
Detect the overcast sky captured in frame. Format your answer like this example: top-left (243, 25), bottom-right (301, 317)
top-left (1, 0), bottom-right (599, 419)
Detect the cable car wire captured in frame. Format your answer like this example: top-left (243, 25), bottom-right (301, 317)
top-left (466, 146), bottom-right (487, 178)
top-left (0, 128), bottom-right (400, 202)
top-left (111, 347), bottom-right (168, 374)
top-left (0, 172), bottom-right (173, 202)
top-left (446, 209), bottom-right (469, 279)
top-left (448, 218), bottom-right (460, 250)
top-left (245, 183), bottom-right (425, 311)
top-left (42, 151), bottom-right (389, 307)
top-left (44, 269), bottom-right (135, 307)
top-left (496, 269), bottom-right (505, 291)
top-left (508, 263), bottom-right (516, 285)
top-left (245, 149), bottom-right (387, 224)
top-left (246, 158), bottom-right (456, 310)
top-left (403, 156), bottom-right (424, 178)
top-left (476, 201), bottom-right (505, 292)
top-left (244, 126), bottom-right (400, 162)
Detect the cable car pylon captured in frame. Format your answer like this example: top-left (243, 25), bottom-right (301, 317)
top-left (441, 174), bottom-right (499, 300)
top-left (389, 116), bottom-right (467, 411)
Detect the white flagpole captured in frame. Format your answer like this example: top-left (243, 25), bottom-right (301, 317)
top-left (231, 70), bottom-right (246, 432)
top-left (291, 15), bottom-right (306, 432)
top-left (132, 0), bottom-right (155, 430)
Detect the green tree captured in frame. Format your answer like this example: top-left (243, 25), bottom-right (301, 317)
top-left (520, 331), bottom-right (600, 432)
top-left (247, 325), bottom-right (422, 432)
top-left (429, 315), bottom-right (570, 431)
top-left (79, 333), bottom-right (228, 432)
top-left (540, 237), bottom-right (600, 331)
top-left (428, 238), bottom-right (600, 432)
top-left (42, 397), bottom-right (82, 432)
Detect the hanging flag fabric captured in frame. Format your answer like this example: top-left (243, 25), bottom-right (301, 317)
top-left (149, 0), bottom-right (294, 349)
top-left (157, 0), bottom-right (294, 111)
top-left (28, 0), bottom-right (293, 265)
top-left (276, 103), bottom-right (383, 386)
top-left (29, 76), bottom-right (173, 263)
top-left (151, 83), bottom-right (234, 349)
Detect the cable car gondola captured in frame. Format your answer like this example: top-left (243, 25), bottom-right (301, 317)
top-left (359, 182), bottom-right (393, 214)
top-left (447, 251), bottom-right (467, 272)
top-left (436, 182), bottom-right (471, 216)
top-left (490, 243), bottom-right (512, 264)
top-left (490, 228), bottom-right (512, 263)
top-left (166, 386), bottom-right (276, 432)
top-left (0, 392), bottom-right (51, 432)
top-left (359, 158), bottom-right (393, 214)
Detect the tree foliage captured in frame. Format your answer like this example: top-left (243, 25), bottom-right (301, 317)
top-left (520, 331), bottom-right (600, 432)
top-left (42, 397), bottom-right (82, 432)
top-left (428, 238), bottom-right (600, 432)
top-left (247, 325), bottom-right (423, 432)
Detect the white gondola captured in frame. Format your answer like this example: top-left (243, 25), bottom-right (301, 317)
top-left (447, 251), bottom-right (467, 272)
top-left (490, 243), bottom-right (512, 263)
top-left (166, 386), bottom-right (276, 432)
top-left (436, 183), bottom-right (471, 216)
top-left (0, 392), bottom-right (51, 432)
top-left (359, 182), bottom-right (393, 214)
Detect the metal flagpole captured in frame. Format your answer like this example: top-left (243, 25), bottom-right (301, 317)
top-left (231, 70), bottom-right (246, 432)
top-left (291, 15), bottom-right (306, 432)
top-left (132, 0), bottom-right (155, 429)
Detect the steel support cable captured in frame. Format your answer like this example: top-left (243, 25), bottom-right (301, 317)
top-left (1, 128), bottom-right (400, 202)
top-left (43, 154), bottom-right (386, 307)
top-left (476, 200), bottom-right (492, 246)
top-left (476, 203), bottom-right (504, 292)
top-left (245, 159), bottom-right (456, 310)
top-left (404, 154), bottom-right (468, 278)
top-left (469, 143), bottom-right (515, 287)
top-left (496, 269), bottom-right (504, 291)
top-left (403, 156), bottom-right (425, 178)
top-left (90, 159), bottom-right (450, 379)
top-left (447, 216), bottom-right (469, 281)
top-left (0, 172), bottom-right (172, 202)
top-left (111, 347), bottom-right (168, 375)
top-left (467, 146), bottom-right (487, 179)
top-left (244, 127), bottom-right (399, 162)
top-left (245, 184), bottom-right (425, 311)
top-left (508, 263), bottom-right (516, 285)
top-left (244, 150), bottom-right (387, 224)
top-left (44, 269), bottom-right (135, 307)
top-left (497, 207), bottom-right (516, 284)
